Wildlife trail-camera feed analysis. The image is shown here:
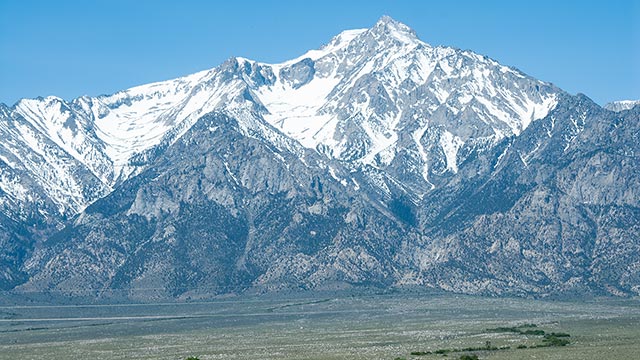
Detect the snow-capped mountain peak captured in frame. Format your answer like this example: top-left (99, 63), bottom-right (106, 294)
top-left (1, 16), bottom-right (561, 221)
top-left (6, 16), bottom-right (639, 300)
top-left (283, 28), bottom-right (367, 66)
top-left (368, 15), bottom-right (421, 44)
top-left (247, 17), bottom-right (559, 189)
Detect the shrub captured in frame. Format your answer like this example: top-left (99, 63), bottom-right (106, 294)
top-left (543, 335), bottom-right (570, 347)
top-left (410, 351), bottom-right (431, 356)
top-left (547, 332), bottom-right (570, 338)
top-left (459, 355), bottom-right (479, 360)
top-left (521, 329), bottom-right (545, 336)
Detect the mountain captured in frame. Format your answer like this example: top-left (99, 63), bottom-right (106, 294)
top-left (20, 112), bottom-right (412, 299)
top-left (410, 94), bottom-right (640, 296)
top-left (604, 100), bottom-right (640, 112)
top-left (2, 16), bottom-right (638, 299)
top-left (1, 16), bottom-right (558, 217)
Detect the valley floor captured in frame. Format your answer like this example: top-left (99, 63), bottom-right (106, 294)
top-left (0, 291), bottom-right (639, 359)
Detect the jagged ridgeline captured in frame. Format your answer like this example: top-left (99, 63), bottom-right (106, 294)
top-left (1, 16), bottom-right (639, 299)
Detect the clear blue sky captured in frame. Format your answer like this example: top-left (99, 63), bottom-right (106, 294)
top-left (1, 0), bottom-right (638, 106)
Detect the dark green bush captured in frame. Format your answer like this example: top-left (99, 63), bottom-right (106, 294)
top-left (521, 329), bottom-right (545, 336)
top-left (459, 355), bottom-right (479, 360)
top-left (410, 351), bottom-right (431, 355)
top-left (547, 332), bottom-right (570, 338)
top-left (543, 335), bottom-right (570, 347)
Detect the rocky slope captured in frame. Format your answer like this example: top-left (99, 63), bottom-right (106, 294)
top-left (20, 111), bottom-right (413, 299)
top-left (407, 94), bottom-right (640, 296)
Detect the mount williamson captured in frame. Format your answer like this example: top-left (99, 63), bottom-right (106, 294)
top-left (1, 17), bottom-right (638, 300)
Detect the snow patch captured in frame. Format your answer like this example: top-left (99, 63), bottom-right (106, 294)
top-left (439, 130), bottom-right (464, 173)
top-left (0, 154), bottom-right (16, 168)
top-left (257, 73), bottom-right (342, 149)
top-left (412, 123), bottom-right (435, 187)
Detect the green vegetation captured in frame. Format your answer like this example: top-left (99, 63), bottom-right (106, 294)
top-left (434, 349), bottom-right (450, 354)
top-left (2, 294), bottom-right (638, 360)
top-left (521, 329), bottom-right (546, 335)
top-left (485, 326), bottom-right (520, 333)
top-left (404, 324), bottom-right (571, 358)
top-left (410, 351), bottom-right (432, 356)
top-left (541, 334), bottom-right (571, 347)
top-left (458, 355), bottom-right (479, 360)
top-left (185, 357), bottom-right (200, 360)
top-left (411, 342), bottom-right (509, 357)
top-left (485, 324), bottom-right (545, 335)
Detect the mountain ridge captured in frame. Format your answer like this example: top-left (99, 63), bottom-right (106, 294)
top-left (604, 99), bottom-right (640, 112)
top-left (1, 16), bottom-right (638, 299)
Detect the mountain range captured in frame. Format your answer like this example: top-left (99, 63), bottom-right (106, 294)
top-left (604, 100), bottom-right (640, 112)
top-left (1, 16), bottom-right (638, 299)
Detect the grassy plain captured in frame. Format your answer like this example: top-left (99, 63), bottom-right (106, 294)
top-left (0, 291), bottom-right (638, 359)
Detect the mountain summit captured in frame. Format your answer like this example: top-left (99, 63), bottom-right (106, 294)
top-left (369, 15), bottom-right (420, 40)
top-left (1, 16), bottom-right (559, 220)
top-left (1, 17), bottom-right (638, 298)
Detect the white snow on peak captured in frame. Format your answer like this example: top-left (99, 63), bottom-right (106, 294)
top-left (91, 70), bottom-right (217, 180)
top-left (282, 28), bottom-right (367, 66)
top-left (252, 20), bottom-right (432, 161)
top-left (97, 68), bottom-right (257, 181)
top-left (439, 131), bottom-right (464, 173)
top-left (251, 18), bottom-right (558, 177)
top-left (4, 15), bottom-right (564, 216)
top-left (14, 97), bottom-right (82, 160)
top-left (11, 63), bottom-right (255, 184)
top-left (604, 99), bottom-right (640, 112)
top-left (370, 15), bottom-right (420, 44)
top-left (256, 73), bottom-right (341, 150)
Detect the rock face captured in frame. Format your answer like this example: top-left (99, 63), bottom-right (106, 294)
top-left (408, 95), bottom-right (640, 296)
top-left (1, 17), bottom-right (639, 299)
top-left (604, 100), bottom-right (640, 112)
top-left (20, 112), bottom-right (411, 299)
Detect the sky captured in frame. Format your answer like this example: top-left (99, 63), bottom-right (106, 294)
top-left (0, 0), bottom-right (638, 106)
